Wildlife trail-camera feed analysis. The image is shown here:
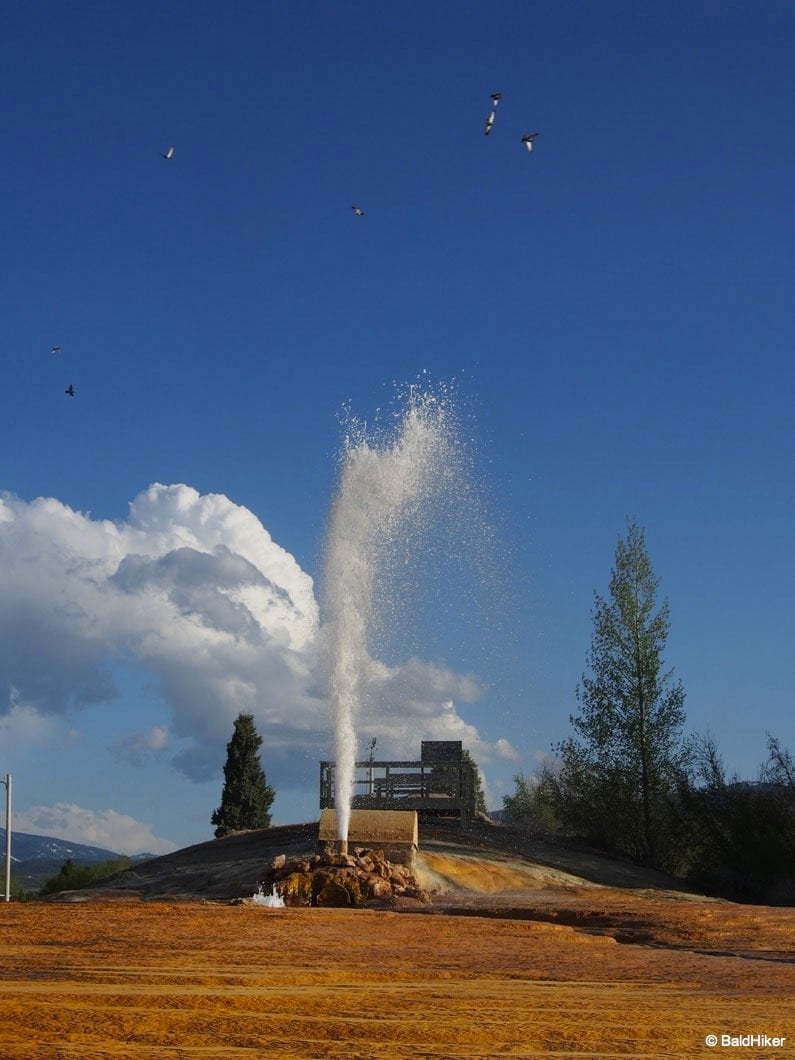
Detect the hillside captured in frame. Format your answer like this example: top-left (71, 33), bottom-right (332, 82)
top-left (49, 819), bottom-right (702, 904)
top-left (1, 829), bottom-right (153, 892)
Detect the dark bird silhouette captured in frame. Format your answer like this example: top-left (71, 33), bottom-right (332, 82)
top-left (521, 133), bottom-right (539, 153)
top-left (65, 384), bottom-right (74, 397)
top-left (352, 206), bottom-right (364, 216)
top-left (161, 145), bottom-right (175, 160)
top-left (484, 92), bottom-right (502, 136)
top-left (50, 346), bottom-right (62, 354)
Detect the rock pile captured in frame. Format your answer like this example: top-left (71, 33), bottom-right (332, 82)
top-left (260, 848), bottom-right (431, 907)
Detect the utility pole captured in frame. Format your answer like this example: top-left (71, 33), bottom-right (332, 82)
top-left (367, 738), bottom-right (377, 796)
top-left (2, 774), bottom-right (11, 902)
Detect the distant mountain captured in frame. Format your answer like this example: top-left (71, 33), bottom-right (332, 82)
top-left (0, 828), bottom-right (154, 893)
top-left (1, 828), bottom-right (122, 864)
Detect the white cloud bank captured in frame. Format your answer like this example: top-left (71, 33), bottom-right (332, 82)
top-left (0, 483), bottom-right (516, 796)
top-left (14, 803), bottom-right (176, 856)
top-left (0, 690), bottom-right (79, 751)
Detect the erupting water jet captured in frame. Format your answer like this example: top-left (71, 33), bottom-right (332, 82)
top-left (322, 386), bottom-right (474, 846)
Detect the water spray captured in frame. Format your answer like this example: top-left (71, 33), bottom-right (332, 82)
top-left (322, 387), bottom-right (464, 844)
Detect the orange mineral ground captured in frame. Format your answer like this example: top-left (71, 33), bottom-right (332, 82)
top-left (1, 891), bottom-right (793, 1058)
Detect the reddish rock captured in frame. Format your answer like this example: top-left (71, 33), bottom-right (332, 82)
top-left (316, 881), bottom-right (351, 907)
top-left (366, 876), bottom-right (393, 899)
top-left (402, 886), bottom-right (431, 904)
top-left (259, 846), bottom-right (426, 908)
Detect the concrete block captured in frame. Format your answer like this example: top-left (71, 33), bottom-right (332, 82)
top-left (318, 809), bottom-right (418, 867)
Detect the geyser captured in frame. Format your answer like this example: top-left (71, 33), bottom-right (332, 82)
top-left (322, 386), bottom-right (465, 844)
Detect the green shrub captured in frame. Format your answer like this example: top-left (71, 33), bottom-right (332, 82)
top-left (40, 856), bottom-right (134, 895)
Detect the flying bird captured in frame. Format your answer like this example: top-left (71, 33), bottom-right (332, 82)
top-left (521, 133), bottom-right (539, 153)
top-left (65, 384), bottom-right (74, 397)
top-left (352, 206), bottom-right (364, 216)
top-left (484, 91), bottom-right (502, 136)
top-left (50, 346), bottom-right (62, 354)
top-left (161, 145), bottom-right (175, 160)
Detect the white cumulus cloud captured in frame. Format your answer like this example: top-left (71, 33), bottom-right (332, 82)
top-left (0, 484), bottom-right (322, 785)
top-left (0, 701), bottom-right (51, 746)
top-left (358, 655), bottom-right (517, 762)
top-left (0, 688), bottom-right (74, 750)
top-left (14, 802), bottom-right (176, 855)
top-left (0, 483), bottom-right (516, 795)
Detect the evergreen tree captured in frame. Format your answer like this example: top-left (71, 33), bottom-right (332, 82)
top-left (212, 713), bottom-right (275, 837)
top-left (555, 520), bottom-right (688, 868)
top-left (462, 749), bottom-right (487, 815)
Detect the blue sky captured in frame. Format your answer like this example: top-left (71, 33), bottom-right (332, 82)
top-left (2, 1), bottom-right (793, 854)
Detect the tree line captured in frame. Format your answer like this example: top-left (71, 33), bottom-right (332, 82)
top-left (502, 520), bottom-right (794, 905)
top-left (212, 521), bottom-right (793, 905)
top-left (40, 522), bottom-right (789, 903)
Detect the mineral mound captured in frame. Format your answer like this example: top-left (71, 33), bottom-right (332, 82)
top-left (260, 847), bottom-right (431, 907)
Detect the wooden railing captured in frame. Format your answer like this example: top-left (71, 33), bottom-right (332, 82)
top-left (319, 759), bottom-right (474, 823)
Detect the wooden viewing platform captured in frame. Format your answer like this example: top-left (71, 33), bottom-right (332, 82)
top-left (319, 741), bottom-right (476, 826)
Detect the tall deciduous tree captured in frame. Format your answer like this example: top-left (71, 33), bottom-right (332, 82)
top-left (212, 713), bottom-right (275, 838)
top-left (555, 520), bottom-right (688, 868)
top-left (502, 762), bottom-right (562, 832)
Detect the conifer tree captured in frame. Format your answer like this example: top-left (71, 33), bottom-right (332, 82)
top-left (462, 749), bottom-right (487, 816)
top-left (212, 713), bottom-right (275, 837)
top-left (554, 520), bottom-right (688, 868)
